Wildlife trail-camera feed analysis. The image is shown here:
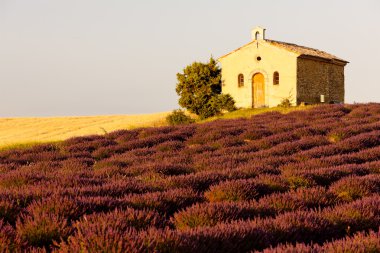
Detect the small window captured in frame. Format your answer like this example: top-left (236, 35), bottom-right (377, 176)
top-left (273, 72), bottom-right (280, 85)
top-left (238, 74), bottom-right (244, 87)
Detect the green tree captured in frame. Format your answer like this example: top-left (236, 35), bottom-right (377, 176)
top-left (175, 57), bottom-right (236, 119)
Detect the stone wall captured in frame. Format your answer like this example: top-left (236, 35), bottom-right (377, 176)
top-left (296, 57), bottom-right (345, 104)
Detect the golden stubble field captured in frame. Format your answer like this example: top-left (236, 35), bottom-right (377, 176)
top-left (0, 112), bottom-right (169, 149)
top-left (0, 106), bottom-right (311, 150)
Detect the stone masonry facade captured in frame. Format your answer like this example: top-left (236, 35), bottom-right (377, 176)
top-left (297, 57), bottom-right (345, 104)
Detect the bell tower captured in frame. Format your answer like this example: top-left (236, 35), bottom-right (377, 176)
top-left (251, 26), bottom-right (266, 41)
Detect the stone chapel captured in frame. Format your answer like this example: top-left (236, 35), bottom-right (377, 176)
top-left (218, 27), bottom-right (348, 108)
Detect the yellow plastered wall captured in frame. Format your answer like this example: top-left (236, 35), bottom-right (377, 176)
top-left (219, 40), bottom-right (299, 108)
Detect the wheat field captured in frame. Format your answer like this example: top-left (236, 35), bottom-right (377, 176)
top-left (0, 112), bottom-right (169, 149)
top-left (0, 106), bottom-right (311, 150)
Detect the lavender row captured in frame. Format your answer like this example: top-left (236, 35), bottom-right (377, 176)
top-left (173, 174), bottom-right (380, 229)
top-left (259, 228), bottom-right (380, 253)
top-left (52, 195), bottom-right (380, 252)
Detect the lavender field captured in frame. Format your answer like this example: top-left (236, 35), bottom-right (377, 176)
top-left (1, 104), bottom-right (380, 252)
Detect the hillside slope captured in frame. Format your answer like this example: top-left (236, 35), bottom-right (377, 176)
top-left (0, 106), bottom-right (307, 150)
top-left (0, 104), bottom-right (380, 252)
top-left (0, 112), bottom-right (168, 149)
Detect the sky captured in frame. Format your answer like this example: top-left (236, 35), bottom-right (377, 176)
top-left (0, 0), bottom-right (379, 117)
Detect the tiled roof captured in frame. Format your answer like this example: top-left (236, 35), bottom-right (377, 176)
top-left (267, 40), bottom-right (348, 63)
top-left (219, 39), bottom-right (348, 64)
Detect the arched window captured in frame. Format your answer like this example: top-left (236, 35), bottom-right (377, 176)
top-left (273, 72), bottom-right (280, 85)
top-left (238, 74), bottom-right (244, 87)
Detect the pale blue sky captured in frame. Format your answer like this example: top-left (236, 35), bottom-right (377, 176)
top-left (0, 0), bottom-right (379, 116)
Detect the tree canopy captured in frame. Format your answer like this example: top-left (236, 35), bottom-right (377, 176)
top-left (175, 58), bottom-right (235, 119)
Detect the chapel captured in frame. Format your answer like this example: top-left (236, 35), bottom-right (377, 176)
top-left (218, 27), bottom-right (348, 108)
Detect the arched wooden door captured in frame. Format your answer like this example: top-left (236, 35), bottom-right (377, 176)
top-left (252, 73), bottom-right (265, 108)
